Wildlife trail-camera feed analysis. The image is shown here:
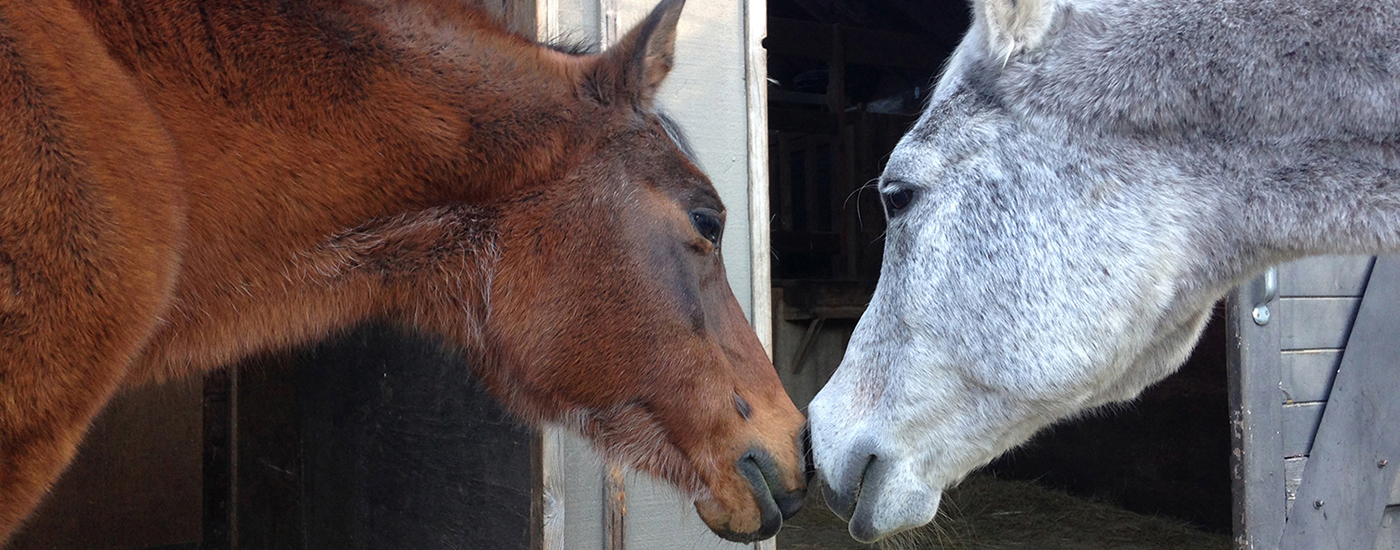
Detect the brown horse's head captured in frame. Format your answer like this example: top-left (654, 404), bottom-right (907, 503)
top-left (476, 0), bottom-right (807, 542)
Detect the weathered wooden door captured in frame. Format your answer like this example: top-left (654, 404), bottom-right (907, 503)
top-left (1229, 255), bottom-right (1400, 550)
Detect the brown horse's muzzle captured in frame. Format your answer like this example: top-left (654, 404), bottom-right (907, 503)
top-left (694, 425), bottom-right (811, 542)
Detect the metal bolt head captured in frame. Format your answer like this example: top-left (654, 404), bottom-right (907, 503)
top-left (1313, 499), bottom-right (1325, 509)
top-left (1252, 305), bottom-right (1272, 325)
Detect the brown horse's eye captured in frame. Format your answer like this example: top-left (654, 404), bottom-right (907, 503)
top-left (690, 209), bottom-right (722, 246)
top-left (882, 187), bottom-right (915, 215)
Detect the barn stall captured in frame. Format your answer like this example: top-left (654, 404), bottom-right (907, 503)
top-left (7, 1), bottom-right (1394, 550)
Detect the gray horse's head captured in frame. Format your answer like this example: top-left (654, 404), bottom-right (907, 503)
top-left (809, 0), bottom-right (1400, 542)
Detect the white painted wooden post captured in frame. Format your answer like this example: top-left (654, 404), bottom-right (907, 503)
top-left (745, 0), bottom-right (772, 360)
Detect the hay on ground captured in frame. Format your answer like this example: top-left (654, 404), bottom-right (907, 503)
top-left (778, 474), bottom-right (1231, 550)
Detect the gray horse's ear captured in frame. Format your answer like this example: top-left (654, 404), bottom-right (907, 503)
top-left (976, 0), bottom-right (1059, 63)
top-left (580, 0), bottom-right (685, 108)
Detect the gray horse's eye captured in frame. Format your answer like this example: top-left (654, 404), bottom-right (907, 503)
top-left (882, 187), bottom-right (915, 215)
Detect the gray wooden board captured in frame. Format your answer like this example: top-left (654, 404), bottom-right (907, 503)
top-left (1380, 506), bottom-right (1400, 550)
top-left (1281, 350), bottom-right (1343, 404)
top-left (1279, 256), bottom-right (1376, 297)
top-left (1278, 297), bottom-right (1363, 350)
top-left (539, 428), bottom-right (606, 550)
top-left (1386, 462), bottom-right (1400, 549)
top-left (1280, 256), bottom-right (1400, 550)
top-left (1282, 402), bottom-right (1326, 458)
top-left (1393, 469), bottom-right (1400, 506)
top-left (1285, 457), bottom-right (1307, 515)
top-left (623, 471), bottom-right (752, 550)
top-left (1228, 282), bottom-right (1288, 550)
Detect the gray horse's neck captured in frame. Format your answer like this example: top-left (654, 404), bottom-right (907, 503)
top-left (1240, 140), bottom-right (1400, 260)
top-left (994, 0), bottom-right (1400, 273)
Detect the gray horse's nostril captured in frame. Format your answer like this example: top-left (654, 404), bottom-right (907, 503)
top-left (820, 454), bottom-right (875, 522)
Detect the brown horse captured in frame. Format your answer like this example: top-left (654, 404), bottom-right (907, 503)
top-left (0, 0), bottom-right (808, 543)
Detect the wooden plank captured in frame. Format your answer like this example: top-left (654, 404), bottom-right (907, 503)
top-left (235, 354), bottom-right (305, 549)
top-left (776, 133), bottom-right (795, 230)
top-left (1282, 402), bottom-right (1326, 458)
top-left (535, 429), bottom-right (564, 550)
top-left (745, 0), bottom-right (772, 356)
top-left (1388, 461), bottom-right (1400, 506)
top-left (1392, 469), bottom-right (1400, 506)
top-left (557, 432), bottom-right (606, 550)
top-left (1279, 256), bottom-right (1375, 297)
top-left (8, 380), bottom-right (204, 550)
top-left (605, 464), bottom-right (626, 550)
top-left (1278, 297), bottom-right (1362, 350)
top-left (771, 230), bottom-right (841, 254)
top-left (622, 471), bottom-right (753, 550)
top-left (1379, 505), bottom-right (1400, 550)
top-left (203, 370), bottom-right (235, 550)
top-left (1286, 457), bottom-right (1308, 515)
top-left (802, 136), bottom-right (822, 233)
top-left (1280, 257), bottom-right (1400, 550)
top-left (1227, 281), bottom-right (1289, 550)
top-left (296, 325), bottom-right (534, 550)
top-left (1281, 350), bottom-right (1343, 404)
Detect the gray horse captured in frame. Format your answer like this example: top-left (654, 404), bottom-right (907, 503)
top-left (807, 0), bottom-right (1400, 542)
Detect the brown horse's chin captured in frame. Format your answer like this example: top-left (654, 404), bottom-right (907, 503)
top-left (582, 407), bottom-right (805, 542)
top-left (694, 492), bottom-right (780, 543)
top-left (692, 448), bottom-right (807, 543)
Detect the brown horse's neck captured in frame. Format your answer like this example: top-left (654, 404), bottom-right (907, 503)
top-left (83, 0), bottom-right (588, 380)
top-left (69, 0), bottom-right (585, 207)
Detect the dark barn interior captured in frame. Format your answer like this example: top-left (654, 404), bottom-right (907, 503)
top-left (763, 0), bottom-right (1233, 547)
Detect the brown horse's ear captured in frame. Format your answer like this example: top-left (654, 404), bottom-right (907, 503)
top-left (580, 0), bottom-right (685, 108)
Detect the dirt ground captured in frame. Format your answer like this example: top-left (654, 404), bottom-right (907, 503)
top-left (778, 474), bottom-right (1232, 550)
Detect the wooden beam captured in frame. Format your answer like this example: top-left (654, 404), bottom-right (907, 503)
top-left (747, 0), bottom-right (774, 360)
top-left (604, 464), bottom-right (626, 550)
top-left (1228, 274), bottom-right (1288, 550)
top-left (1281, 257), bottom-right (1400, 550)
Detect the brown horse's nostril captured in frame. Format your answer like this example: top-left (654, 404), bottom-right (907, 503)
top-left (736, 455), bottom-right (783, 540)
top-left (739, 449), bottom-right (806, 524)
